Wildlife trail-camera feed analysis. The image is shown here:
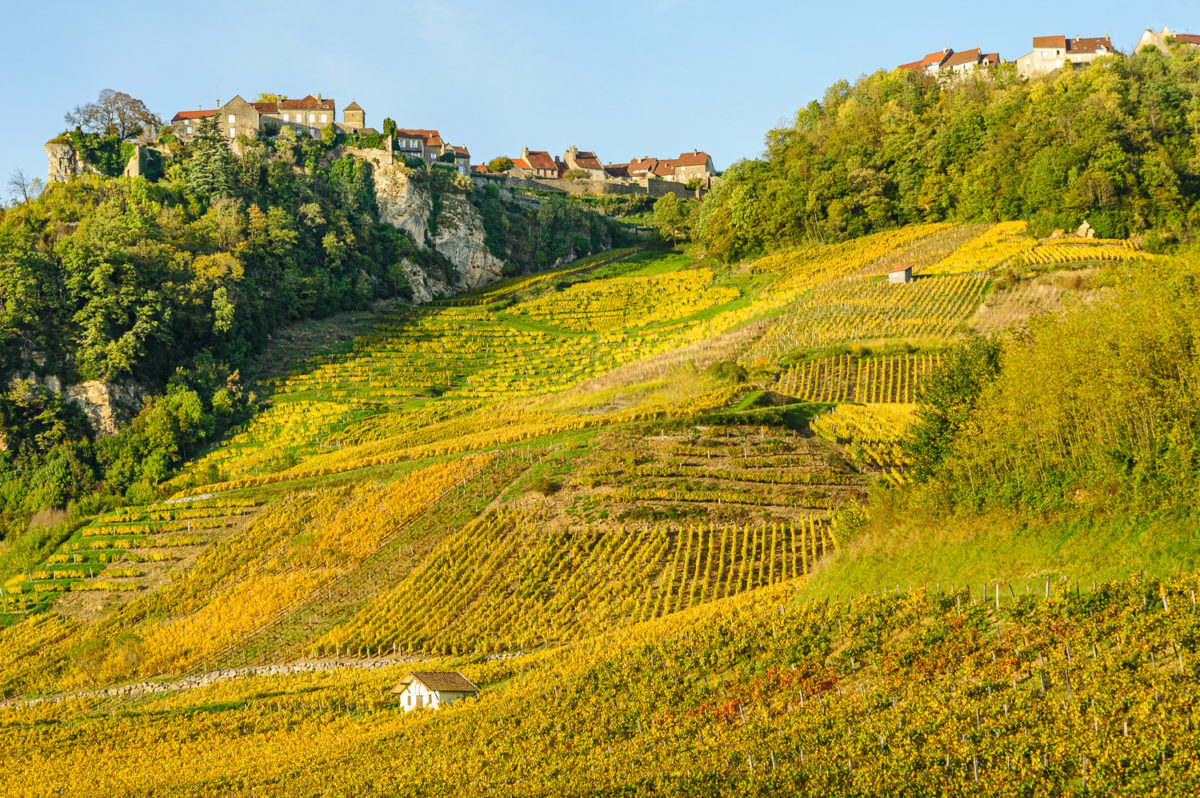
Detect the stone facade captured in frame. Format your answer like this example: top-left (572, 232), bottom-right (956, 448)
top-left (563, 147), bottom-right (605, 179)
top-left (220, 95), bottom-right (262, 140)
top-left (343, 101), bottom-right (365, 131)
top-left (1016, 35), bottom-right (1115, 78)
top-left (1136, 27), bottom-right (1200, 54)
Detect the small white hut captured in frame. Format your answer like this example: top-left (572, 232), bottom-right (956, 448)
top-left (390, 671), bottom-right (479, 711)
top-left (888, 265), bottom-right (913, 284)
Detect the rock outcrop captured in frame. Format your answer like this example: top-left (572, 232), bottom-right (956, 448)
top-left (434, 194), bottom-right (505, 291)
top-left (371, 162), bottom-right (504, 301)
top-left (66, 380), bottom-right (145, 436)
top-left (374, 163), bottom-right (432, 245)
top-left (45, 141), bottom-right (82, 183)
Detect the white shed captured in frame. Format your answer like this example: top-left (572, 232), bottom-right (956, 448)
top-left (390, 671), bottom-right (479, 711)
top-left (888, 265), bottom-right (913, 284)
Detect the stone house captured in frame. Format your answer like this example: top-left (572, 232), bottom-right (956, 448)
top-left (1135, 27), bottom-right (1200, 54)
top-left (520, 148), bottom-right (560, 179)
top-left (220, 95), bottom-right (263, 140)
top-left (941, 48), bottom-right (1002, 76)
top-left (669, 151), bottom-right (717, 184)
top-left (563, 147), bottom-right (605, 179)
top-left (169, 108), bottom-right (219, 140)
top-left (1015, 35), bottom-right (1115, 78)
top-left (390, 671), bottom-right (479, 711)
top-left (170, 93), bottom-right (337, 140)
top-left (395, 129), bottom-right (446, 163)
top-left (342, 101), bottom-right (366, 131)
top-left (888, 266), bottom-right (913, 284)
top-left (451, 145), bottom-right (471, 174)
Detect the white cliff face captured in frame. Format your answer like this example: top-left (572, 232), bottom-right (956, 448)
top-left (372, 163), bottom-right (505, 301)
top-left (65, 380), bottom-right (145, 436)
top-left (434, 194), bottom-right (505, 292)
top-left (374, 164), bottom-right (431, 245)
top-left (45, 141), bottom-right (81, 183)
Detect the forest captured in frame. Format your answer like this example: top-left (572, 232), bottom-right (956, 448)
top-left (696, 48), bottom-right (1200, 260)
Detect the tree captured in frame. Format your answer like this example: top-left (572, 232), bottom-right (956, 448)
top-left (184, 116), bottom-right (234, 199)
top-left (904, 336), bottom-right (1003, 482)
top-left (487, 157), bottom-right (514, 173)
top-left (64, 89), bottom-right (160, 140)
top-left (653, 192), bottom-right (691, 246)
top-left (254, 93), bottom-right (287, 103)
top-left (382, 118), bottom-right (397, 138)
top-left (6, 170), bottom-right (43, 204)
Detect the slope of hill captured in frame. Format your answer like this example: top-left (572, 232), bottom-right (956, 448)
top-left (3, 210), bottom-right (1197, 795)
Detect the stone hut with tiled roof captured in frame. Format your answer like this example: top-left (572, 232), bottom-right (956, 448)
top-left (390, 671), bottom-right (479, 711)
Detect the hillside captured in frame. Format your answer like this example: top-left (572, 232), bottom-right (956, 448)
top-left (0, 131), bottom-right (623, 543)
top-left (7, 67), bottom-right (1200, 791)
top-left (5, 209), bottom-right (1199, 795)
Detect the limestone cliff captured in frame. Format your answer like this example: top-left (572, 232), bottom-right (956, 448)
top-left (374, 163), bottom-right (432, 245)
top-left (371, 163), bottom-right (504, 303)
top-left (45, 141), bottom-right (83, 183)
top-left (65, 380), bottom-right (145, 436)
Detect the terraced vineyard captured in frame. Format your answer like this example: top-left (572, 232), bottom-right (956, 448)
top-left (1, 222), bottom-right (1178, 796)
top-left (776, 352), bottom-right (943, 403)
top-left (5, 570), bottom-right (1199, 796)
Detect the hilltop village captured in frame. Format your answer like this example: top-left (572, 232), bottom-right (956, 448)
top-left (897, 25), bottom-right (1199, 77)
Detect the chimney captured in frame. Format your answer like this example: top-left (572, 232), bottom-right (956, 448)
top-left (317, 93), bottom-right (322, 103)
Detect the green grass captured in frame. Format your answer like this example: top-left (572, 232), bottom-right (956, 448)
top-left (804, 502), bottom-right (1200, 601)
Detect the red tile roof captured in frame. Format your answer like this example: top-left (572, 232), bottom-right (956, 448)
top-left (572, 150), bottom-right (604, 170)
top-left (171, 109), bottom-right (218, 121)
top-left (898, 49), bottom-right (952, 72)
top-left (1176, 33), bottom-right (1200, 46)
top-left (1033, 35), bottom-right (1067, 49)
top-left (451, 145), bottom-right (469, 158)
top-left (396, 128), bottom-right (444, 147)
top-left (251, 102), bottom-right (279, 113)
top-left (922, 49), bottom-right (953, 67)
top-left (511, 158), bottom-right (531, 170)
top-left (524, 150), bottom-right (557, 170)
top-left (471, 164), bottom-right (489, 174)
top-left (981, 52), bottom-right (1001, 66)
top-left (627, 156), bottom-right (658, 175)
top-left (1067, 36), bottom-right (1113, 55)
top-left (604, 163), bottom-right (630, 178)
top-left (672, 151), bottom-right (711, 167)
top-left (943, 48), bottom-right (981, 68)
top-left (278, 94), bottom-right (335, 111)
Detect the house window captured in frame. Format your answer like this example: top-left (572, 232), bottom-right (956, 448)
top-left (186, 126), bottom-right (192, 135)
top-left (229, 128), bottom-right (235, 138)
top-left (229, 114), bottom-right (235, 123)
top-left (321, 113), bottom-right (328, 123)
top-left (308, 113), bottom-right (315, 123)
top-left (283, 113), bottom-right (289, 122)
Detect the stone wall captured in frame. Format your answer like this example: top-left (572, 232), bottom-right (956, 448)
top-left (474, 173), bottom-right (704, 200)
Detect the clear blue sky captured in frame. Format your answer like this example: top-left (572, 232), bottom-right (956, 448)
top-left (1, 0), bottom-right (1195, 194)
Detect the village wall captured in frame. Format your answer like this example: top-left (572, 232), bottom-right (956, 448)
top-left (476, 174), bottom-right (704, 200)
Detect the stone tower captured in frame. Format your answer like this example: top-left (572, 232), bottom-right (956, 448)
top-left (344, 101), bottom-right (365, 131)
